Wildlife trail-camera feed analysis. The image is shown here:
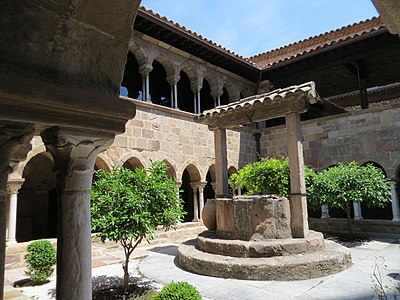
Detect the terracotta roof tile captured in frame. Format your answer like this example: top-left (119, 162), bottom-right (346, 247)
top-left (138, 6), bottom-right (255, 65)
top-left (248, 17), bottom-right (386, 69)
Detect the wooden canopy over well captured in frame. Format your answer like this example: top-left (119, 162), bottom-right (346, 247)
top-left (198, 81), bottom-right (320, 130)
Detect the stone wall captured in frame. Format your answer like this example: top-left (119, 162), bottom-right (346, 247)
top-left (104, 99), bottom-right (257, 181)
top-left (261, 105), bottom-right (400, 178)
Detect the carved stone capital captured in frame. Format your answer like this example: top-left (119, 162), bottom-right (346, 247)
top-left (7, 178), bottom-right (25, 195)
top-left (0, 122), bottom-right (34, 191)
top-left (210, 89), bottom-right (223, 100)
top-left (139, 64), bottom-right (153, 76)
top-left (41, 127), bottom-right (114, 191)
top-left (166, 74), bottom-right (181, 85)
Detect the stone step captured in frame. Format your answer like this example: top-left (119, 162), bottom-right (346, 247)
top-left (178, 238), bottom-right (352, 281)
top-left (197, 230), bottom-right (325, 258)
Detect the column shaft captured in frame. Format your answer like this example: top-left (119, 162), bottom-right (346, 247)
top-left (174, 83), bottom-right (178, 109)
top-left (286, 113), bottom-right (308, 238)
top-left (353, 202), bottom-right (363, 220)
top-left (391, 182), bottom-right (399, 222)
top-left (41, 127), bottom-right (112, 300)
top-left (197, 91), bottom-right (201, 114)
top-left (193, 94), bottom-right (197, 114)
top-left (192, 187), bottom-right (199, 222)
top-left (214, 129), bottom-right (229, 197)
top-left (198, 185), bottom-right (206, 220)
top-left (145, 74), bottom-right (151, 102)
top-left (141, 76), bottom-right (146, 101)
top-left (321, 205), bottom-right (330, 219)
top-left (6, 194), bottom-right (17, 244)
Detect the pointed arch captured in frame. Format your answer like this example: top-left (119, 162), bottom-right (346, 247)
top-left (162, 159), bottom-right (177, 179)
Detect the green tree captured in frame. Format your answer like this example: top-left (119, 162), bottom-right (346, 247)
top-left (229, 157), bottom-right (315, 196)
top-left (91, 161), bottom-right (185, 290)
top-left (307, 162), bottom-right (391, 237)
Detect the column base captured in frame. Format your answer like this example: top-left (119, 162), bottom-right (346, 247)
top-left (192, 218), bottom-right (200, 222)
top-left (392, 218), bottom-right (400, 222)
top-left (354, 217), bottom-right (363, 221)
top-left (6, 240), bottom-right (17, 247)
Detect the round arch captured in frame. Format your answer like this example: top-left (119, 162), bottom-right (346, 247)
top-left (95, 154), bottom-right (112, 172)
top-left (162, 159), bottom-right (177, 179)
top-left (123, 157), bottom-right (145, 170)
top-left (117, 152), bottom-right (149, 169)
top-left (18, 152), bottom-right (57, 242)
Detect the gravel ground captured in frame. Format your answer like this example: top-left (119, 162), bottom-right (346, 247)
top-left (16, 260), bottom-right (162, 299)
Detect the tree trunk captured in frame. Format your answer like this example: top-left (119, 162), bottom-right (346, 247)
top-left (345, 201), bottom-right (353, 239)
top-left (123, 256), bottom-right (129, 291)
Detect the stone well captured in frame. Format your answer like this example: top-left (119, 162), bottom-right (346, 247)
top-left (177, 195), bottom-right (352, 280)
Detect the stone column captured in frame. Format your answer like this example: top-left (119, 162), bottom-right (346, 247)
top-left (321, 205), bottom-right (330, 219)
top-left (41, 127), bottom-right (113, 300)
top-left (391, 180), bottom-right (399, 222)
top-left (6, 179), bottom-right (25, 245)
top-left (353, 202), bottom-right (363, 220)
top-left (166, 74), bottom-right (180, 109)
top-left (285, 113), bottom-right (308, 238)
top-left (214, 129), bottom-right (229, 197)
top-left (198, 182), bottom-right (207, 220)
top-left (0, 123), bottom-right (33, 300)
top-left (139, 64), bottom-right (153, 103)
top-left (211, 90), bottom-right (223, 108)
top-left (197, 91), bottom-right (201, 114)
top-left (191, 184), bottom-right (199, 222)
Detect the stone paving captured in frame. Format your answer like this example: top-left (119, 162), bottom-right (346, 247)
top-left (3, 225), bottom-right (400, 299)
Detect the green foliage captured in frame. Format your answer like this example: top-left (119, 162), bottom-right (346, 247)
top-left (152, 282), bottom-right (202, 300)
top-left (24, 239), bottom-right (56, 282)
top-left (229, 157), bottom-right (314, 196)
top-left (91, 161), bottom-right (185, 290)
top-left (307, 162), bottom-right (391, 210)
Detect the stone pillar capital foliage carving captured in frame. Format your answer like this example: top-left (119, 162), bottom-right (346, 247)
top-left (7, 178), bottom-right (25, 195)
top-left (210, 89), bottom-right (223, 100)
top-left (0, 123), bottom-right (34, 190)
top-left (166, 74), bottom-right (181, 85)
top-left (41, 127), bottom-right (114, 191)
top-left (139, 64), bottom-right (153, 76)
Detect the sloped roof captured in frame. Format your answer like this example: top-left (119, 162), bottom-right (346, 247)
top-left (138, 6), bottom-right (254, 65)
top-left (198, 81), bottom-right (320, 129)
top-left (249, 17), bottom-right (386, 69)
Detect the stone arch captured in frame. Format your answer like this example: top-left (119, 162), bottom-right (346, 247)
top-left (122, 51), bottom-right (143, 99)
top-left (95, 155), bottom-right (112, 172)
top-left (359, 157), bottom-right (390, 177)
top-left (150, 59), bottom-right (171, 107)
top-left (178, 159), bottom-right (204, 181)
top-left (228, 166), bottom-right (238, 176)
top-left (225, 81), bottom-right (241, 102)
top-left (123, 157), bottom-right (145, 170)
top-left (361, 160), bottom-right (387, 176)
top-left (200, 77), bottom-right (214, 112)
top-left (204, 73), bottom-right (219, 92)
top-left (128, 47), bottom-right (147, 67)
top-left (162, 159), bottom-right (177, 179)
top-left (359, 160), bottom-right (392, 220)
top-left (204, 164), bottom-right (216, 205)
top-left (18, 152), bottom-right (57, 242)
top-left (117, 151), bottom-right (149, 169)
top-left (181, 163), bottom-right (202, 222)
top-left (177, 69), bottom-right (195, 113)
top-left (181, 66), bottom-right (197, 87)
top-left (153, 54), bottom-right (175, 78)
top-left (15, 143), bottom-right (48, 177)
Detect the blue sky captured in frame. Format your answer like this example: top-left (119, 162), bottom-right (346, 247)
top-left (140, 0), bottom-right (379, 58)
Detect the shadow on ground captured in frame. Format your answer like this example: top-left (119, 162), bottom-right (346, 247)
top-left (148, 245), bottom-right (178, 256)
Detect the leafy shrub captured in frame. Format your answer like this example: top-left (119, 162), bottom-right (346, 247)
top-left (307, 162), bottom-right (391, 237)
top-left (229, 157), bottom-right (314, 196)
top-left (152, 282), bottom-right (202, 300)
top-left (24, 239), bottom-right (56, 282)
